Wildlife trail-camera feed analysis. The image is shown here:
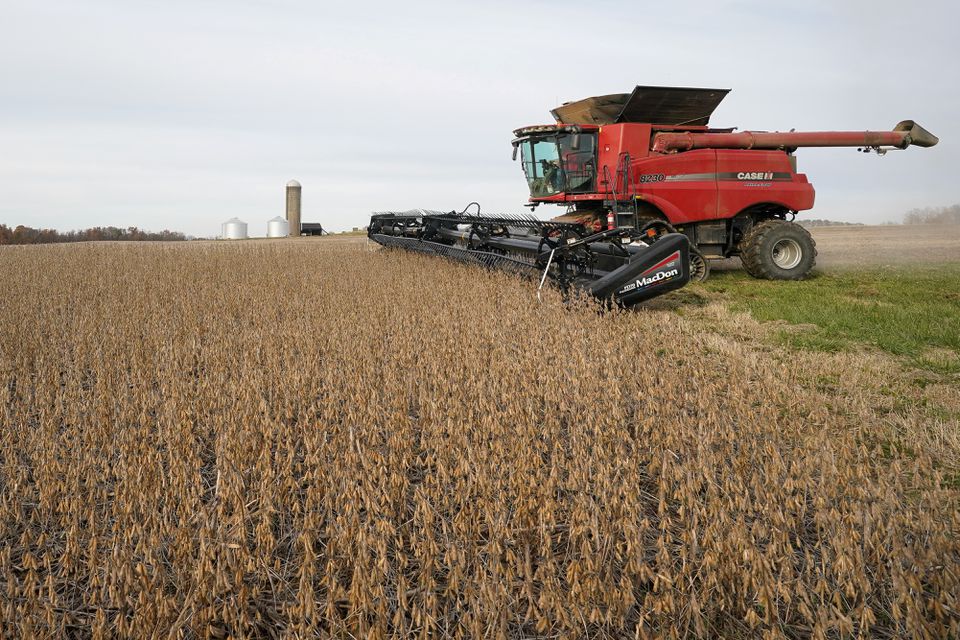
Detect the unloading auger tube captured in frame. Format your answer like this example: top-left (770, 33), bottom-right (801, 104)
top-left (368, 210), bottom-right (691, 307)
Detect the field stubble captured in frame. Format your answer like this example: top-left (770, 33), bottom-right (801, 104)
top-left (0, 238), bottom-right (957, 638)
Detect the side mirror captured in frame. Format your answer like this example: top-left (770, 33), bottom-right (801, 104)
top-left (511, 144), bottom-right (519, 161)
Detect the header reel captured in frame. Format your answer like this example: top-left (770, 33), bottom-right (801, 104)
top-left (369, 208), bottom-right (691, 307)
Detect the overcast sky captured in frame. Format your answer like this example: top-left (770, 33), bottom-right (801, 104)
top-left (1, 0), bottom-right (957, 236)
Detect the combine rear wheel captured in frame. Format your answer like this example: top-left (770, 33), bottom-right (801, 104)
top-left (740, 219), bottom-right (817, 280)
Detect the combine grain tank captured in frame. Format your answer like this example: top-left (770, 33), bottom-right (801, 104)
top-left (222, 218), bottom-right (248, 240)
top-left (267, 216), bottom-right (289, 238)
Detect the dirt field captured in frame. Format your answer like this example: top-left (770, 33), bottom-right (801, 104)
top-left (810, 223), bottom-right (960, 268)
top-left (704, 223), bottom-right (960, 273)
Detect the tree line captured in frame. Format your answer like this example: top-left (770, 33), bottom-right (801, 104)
top-left (0, 225), bottom-right (187, 245)
top-left (904, 204), bottom-right (960, 225)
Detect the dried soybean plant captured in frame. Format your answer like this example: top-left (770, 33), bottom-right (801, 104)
top-left (0, 239), bottom-right (957, 639)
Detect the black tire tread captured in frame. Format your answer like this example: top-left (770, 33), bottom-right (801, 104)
top-left (740, 219), bottom-right (817, 280)
top-left (689, 247), bottom-right (711, 282)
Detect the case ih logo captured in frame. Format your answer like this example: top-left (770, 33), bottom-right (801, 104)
top-left (737, 172), bottom-right (775, 180)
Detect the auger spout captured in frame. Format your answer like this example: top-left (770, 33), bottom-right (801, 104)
top-left (651, 121), bottom-right (939, 153)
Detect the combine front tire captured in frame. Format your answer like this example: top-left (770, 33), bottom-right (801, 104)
top-left (689, 247), bottom-right (710, 282)
top-left (740, 220), bottom-right (816, 280)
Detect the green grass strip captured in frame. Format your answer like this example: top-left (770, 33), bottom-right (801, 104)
top-left (702, 265), bottom-right (960, 374)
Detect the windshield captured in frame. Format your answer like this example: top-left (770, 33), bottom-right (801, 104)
top-left (519, 133), bottom-right (596, 198)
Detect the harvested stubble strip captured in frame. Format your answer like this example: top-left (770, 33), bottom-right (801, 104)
top-left (0, 240), bottom-right (956, 639)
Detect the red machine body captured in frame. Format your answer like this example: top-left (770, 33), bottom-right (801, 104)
top-left (511, 86), bottom-right (937, 278)
top-left (525, 121), bottom-right (818, 225)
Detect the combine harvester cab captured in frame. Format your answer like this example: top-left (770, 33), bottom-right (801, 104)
top-left (368, 211), bottom-right (691, 307)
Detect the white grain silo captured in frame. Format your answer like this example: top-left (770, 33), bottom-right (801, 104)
top-left (222, 218), bottom-right (248, 240)
top-left (266, 216), bottom-right (289, 238)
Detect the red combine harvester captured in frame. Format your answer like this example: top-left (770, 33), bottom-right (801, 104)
top-left (514, 85), bottom-right (937, 280)
top-left (369, 86), bottom-right (936, 307)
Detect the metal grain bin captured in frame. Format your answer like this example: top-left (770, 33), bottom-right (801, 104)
top-left (222, 218), bottom-right (248, 240)
top-left (267, 216), bottom-right (289, 238)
